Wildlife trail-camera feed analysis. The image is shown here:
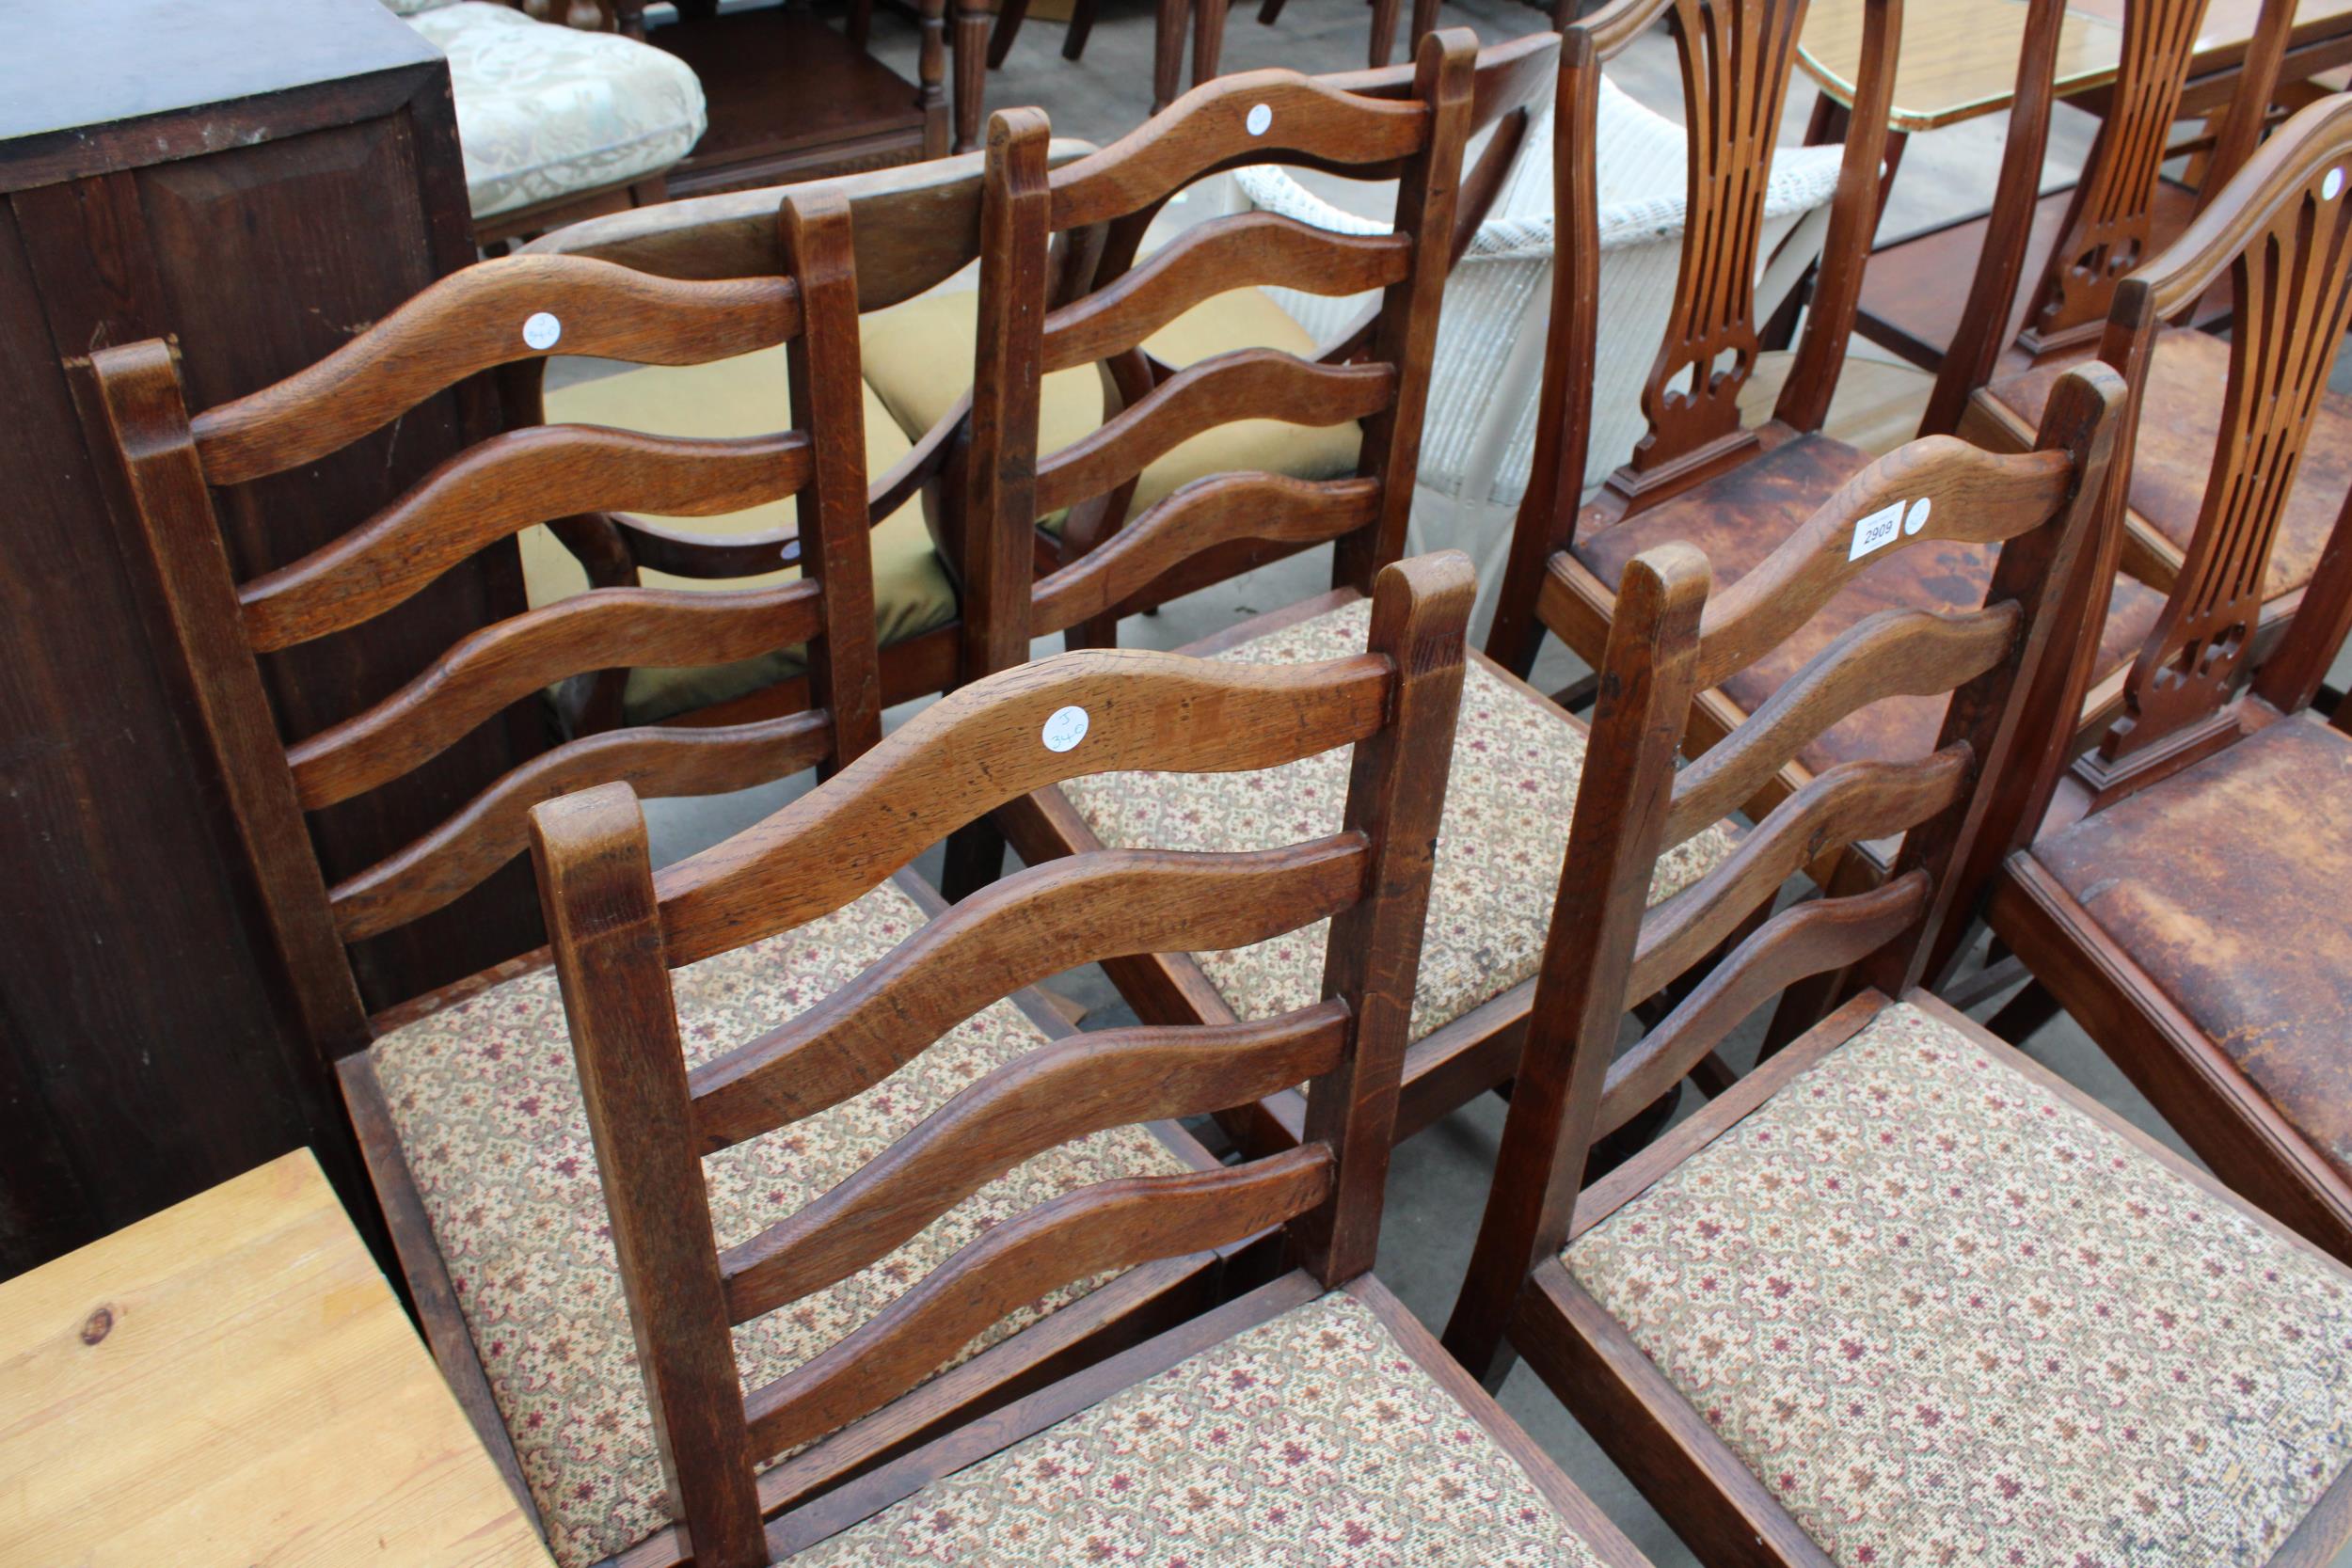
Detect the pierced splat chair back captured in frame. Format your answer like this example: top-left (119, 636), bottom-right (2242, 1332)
top-left (1448, 366), bottom-right (2125, 1365)
top-left (2039, 92), bottom-right (2352, 800)
top-left (88, 193), bottom-right (882, 1054)
top-left (1922, 0), bottom-right (2297, 432)
top-left (954, 30), bottom-right (1479, 677)
top-left (1538, 0), bottom-right (1899, 526)
top-left (526, 551), bottom-right (1473, 1567)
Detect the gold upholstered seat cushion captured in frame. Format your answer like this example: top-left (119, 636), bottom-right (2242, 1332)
top-left (859, 285), bottom-right (1364, 535)
top-left (523, 345), bottom-right (959, 725)
top-left (1060, 599), bottom-right (1738, 1043)
top-left (792, 1289), bottom-right (1625, 1568)
top-left (1565, 998), bottom-right (2352, 1568)
top-left (368, 879), bottom-right (1192, 1568)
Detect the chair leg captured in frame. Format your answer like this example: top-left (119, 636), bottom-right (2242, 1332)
top-left (1987, 979), bottom-right (2062, 1043)
top-left (1366, 0), bottom-right (1399, 67)
top-left (1061, 0), bottom-right (1095, 58)
top-left (952, 0), bottom-right (989, 152)
top-left (1191, 0), bottom-right (1229, 90)
top-left (1407, 0), bottom-right (1439, 54)
top-left (987, 0), bottom-right (1028, 67)
top-left (1256, 0), bottom-right (1285, 22)
top-left (1152, 0), bottom-right (1188, 110)
top-left (848, 0), bottom-right (871, 48)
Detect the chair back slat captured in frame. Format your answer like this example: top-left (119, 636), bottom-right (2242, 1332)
top-left (191, 258), bottom-right (802, 485)
top-left (241, 428), bottom-right (812, 652)
top-left (652, 648), bottom-right (1392, 966)
top-left (532, 552), bottom-right (1471, 1567)
top-left (1662, 603), bottom-right (2021, 845)
top-left (1041, 214), bottom-right (1410, 372)
top-left (329, 712), bottom-right (832, 942)
top-left (1691, 440), bottom-right (2075, 689)
top-left (1049, 73), bottom-right (1431, 231)
top-left (739, 1146), bottom-right (1336, 1461)
top-left (1444, 368), bottom-right (2122, 1374)
top-left (719, 1005), bottom-right (1352, 1321)
top-left (1596, 871), bottom-right (1930, 1136)
top-left (285, 582), bottom-right (825, 810)
top-left (91, 194), bottom-right (880, 1037)
top-left (1031, 474), bottom-right (1381, 636)
top-left (687, 837), bottom-right (1369, 1148)
top-left (1032, 352), bottom-right (1396, 517)
top-left (2095, 96), bottom-right (2352, 764)
top-left (1628, 747), bottom-right (1971, 1004)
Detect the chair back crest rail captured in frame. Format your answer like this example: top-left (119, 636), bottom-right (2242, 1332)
top-left (1443, 365), bottom-right (2125, 1373)
top-left (954, 33), bottom-right (1479, 678)
top-left (527, 552), bottom-right (1473, 1568)
top-left (2035, 94), bottom-right (2352, 798)
top-left (87, 196), bottom-right (882, 1054)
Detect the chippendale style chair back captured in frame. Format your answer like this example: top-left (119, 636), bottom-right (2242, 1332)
top-left (529, 553), bottom-right (1475, 1567)
top-left (952, 30), bottom-right (1479, 683)
top-left (87, 194), bottom-right (882, 1068)
top-left (1486, 0), bottom-right (1901, 676)
top-left (1447, 362), bottom-right (2125, 1380)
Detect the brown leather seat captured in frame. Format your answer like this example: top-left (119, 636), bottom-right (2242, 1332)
top-left (1572, 433), bottom-right (2165, 774)
top-left (2031, 715), bottom-right (2352, 1185)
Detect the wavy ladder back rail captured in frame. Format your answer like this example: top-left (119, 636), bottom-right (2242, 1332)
top-left (528, 551), bottom-right (1473, 1568)
top-left (1443, 363), bottom-right (2124, 1386)
top-left (86, 192), bottom-right (882, 1059)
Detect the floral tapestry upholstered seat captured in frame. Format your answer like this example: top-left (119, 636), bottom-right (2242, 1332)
top-left (368, 878), bottom-right (1193, 1568)
top-left (1565, 999), bottom-right (2352, 1567)
top-left (792, 1289), bottom-right (1622, 1568)
top-left (1060, 598), bottom-right (1740, 1042)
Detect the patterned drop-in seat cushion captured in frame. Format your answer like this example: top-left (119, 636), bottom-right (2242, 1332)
top-left (795, 1290), bottom-right (1622, 1567)
top-left (1061, 599), bottom-right (1739, 1042)
top-left (370, 879), bottom-right (1192, 1568)
top-left (1566, 999), bottom-right (2352, 1568)
top-left (405, 3), bottom-right (706, 220)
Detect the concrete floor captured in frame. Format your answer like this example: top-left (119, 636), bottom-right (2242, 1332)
top-left (616, 5), bottom-right (2352, 1562)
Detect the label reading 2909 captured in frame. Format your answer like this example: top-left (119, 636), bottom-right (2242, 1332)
top-left (1849, 501), bottom-right (1904, 562)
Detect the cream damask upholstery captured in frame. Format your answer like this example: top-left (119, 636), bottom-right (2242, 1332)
top-left (370, 879), bottom-right (1192, 1568)
top-left (1567, 999), bottom-right (2352, 1568)
top-left (796, 1291), bottom-right (1620, 1567)
top-left (1061, 599), bottom-right (1738, 1042)
top-left (400, 2), bottom-right (706, 220)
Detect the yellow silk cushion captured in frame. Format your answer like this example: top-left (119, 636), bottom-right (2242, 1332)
top-left (860, 286), bottom-right (1365, 535)
top-left (524, 345), bottom-right (957, 724)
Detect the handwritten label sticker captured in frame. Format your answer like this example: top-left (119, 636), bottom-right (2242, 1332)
top-left (1041, 705), bottom-right (1090, 752)
top-left (2328, 167), bottom-right (2345, 201)
top-left (522, 311), bottom-right (563, 351)
top-left (1903, 497), bottom-right (1931, 535)
top-left (1246, 103), bottom-right (1272, 135)
top-left (1849, 500), bottom-right (1904, 561)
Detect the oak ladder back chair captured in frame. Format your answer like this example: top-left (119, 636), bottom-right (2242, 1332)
top-left (1952, 3), bottom-right (2352, 661)
top-left (1452, 366), bottom-right (2352, 1568)
top-left (951, 31), bottom-right (1480, 691)
top-left (956, 32), bottom-right (1746, 1162)
top-left (1862, 0), bottom-right (2297, 416)
top-left (511, 149), bottom-right (1100, 738)
top-left (1485, 0), bottom-right (1911, 716)
top-left (88, 195), bottom-right (1179, 1568)
top-left (527, 552), bottom-right (1643, 1568)
top-left (1988, 91), bottom-right (2352, 1265)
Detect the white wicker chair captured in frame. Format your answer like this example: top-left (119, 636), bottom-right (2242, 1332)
top-left (1224, 73), bottom-right (1844, 629)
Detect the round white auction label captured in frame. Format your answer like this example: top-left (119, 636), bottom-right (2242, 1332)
top-left (522, 311), bottom-right (563, 351)
top-left (1041, 705), bottom-right (1090, 752)
top-left (1903, 496), bottom-right (1931, 535)
top-left (2328, 167), bottom-right (2345, 201)
top-left (1246, 103), bottom-right (1272, 135)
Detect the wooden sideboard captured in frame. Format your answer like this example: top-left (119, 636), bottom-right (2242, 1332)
top-left (0, 0), bottom-right (546, 1275)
